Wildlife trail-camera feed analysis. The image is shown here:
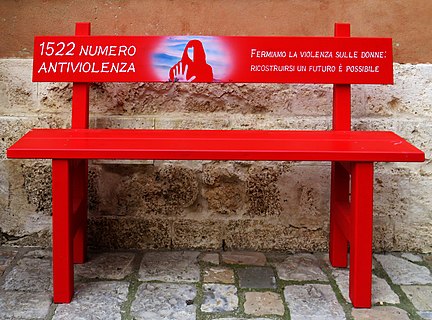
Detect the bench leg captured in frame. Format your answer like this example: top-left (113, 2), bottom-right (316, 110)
top-left (52, 160), bottom-right (74, 303)
top-left (349, 162), bottom-right (374, 308)
top-left (329, 161), bottom-right (349, 267)
top-left (72, 159), bottom-right (88, 264)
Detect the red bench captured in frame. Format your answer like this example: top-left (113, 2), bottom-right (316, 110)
top-left (6, 22), bottom-right (424, 308)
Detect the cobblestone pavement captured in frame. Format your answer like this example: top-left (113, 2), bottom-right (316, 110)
top-left (0, 247), bottom-right (431, 320)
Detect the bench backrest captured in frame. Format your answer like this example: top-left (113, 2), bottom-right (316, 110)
top-left (32, 22), bottom-right (393, 131)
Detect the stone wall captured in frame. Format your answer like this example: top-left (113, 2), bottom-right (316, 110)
top-left (1, 58), bottom-right (431, 252)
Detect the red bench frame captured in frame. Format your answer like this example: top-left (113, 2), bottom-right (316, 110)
top-left (7, 22), bottom-right (424, 308)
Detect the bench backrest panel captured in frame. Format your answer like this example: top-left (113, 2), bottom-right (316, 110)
top-left (32, 22), bottom-right (394, 131)
top-left (33, 26), bottom-right (393, 85)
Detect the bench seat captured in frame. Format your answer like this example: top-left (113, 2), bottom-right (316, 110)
top-left (7, 128), bottom-right (424, 162)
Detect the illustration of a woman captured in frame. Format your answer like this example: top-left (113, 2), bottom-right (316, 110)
top-left (169, 40), bottom-right (213, 82)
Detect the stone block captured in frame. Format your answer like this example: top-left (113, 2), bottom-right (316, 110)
top-left (375, 254), bottom-right (432, 285)
top-left (0, 247), bottom-right (18, 275)
top-left (0, 59), bottom-right (39, 116)
top-left (0, 291), bottom-right (52, 320)
top-left (221, 251), bottom-right (267, 266)
top-left (244, 291), bottom-right (285, 316)
top-left (284, 284), bottom-right (345, 320)
top-left (332, 268), bottom-right (399, 304)
top-left (400, 285), bottom-right (432, 311)
top-left (202, 162), bottom-right (246, 216)
top-left (225, 219), bottom-right (327, 252)
top-left (277, 164), bottom-right (330, 230)
top-left (172, 219), bottom-right (225, 250)
top-left (246, 165), bottom-right (282, 217)
top-left (88, 217), bottom-right (171, 249)
top-left (393, 220), bottom-right (432, 253)
top-left (201, 284), bottom-right (238, 313)
top-left (131, 283), bottom-right (196, 320)
top-left (139, 251), bottom-right (200, 282)
top-left (92, 163), bottom-right (199, 217)
top-left (237, 267), bottom-right (276, 289)
top-left (203, 267), bottom-right (235, 284)
top-left (2, 257), bottom-right (52, 292)
top-left (200, 252), bottom-right (220, 265)
top-left (273, 253), bottom-right (327, 281)
top-left (352, 306), bottom-right (410, 320)
top-left (75, 252), bottom-right (135, 280)
top-left (53, 281), bottom-right (129, 320)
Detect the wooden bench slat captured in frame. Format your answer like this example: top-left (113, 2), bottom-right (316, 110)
top-left (7, 129), bottom-right (424, 162)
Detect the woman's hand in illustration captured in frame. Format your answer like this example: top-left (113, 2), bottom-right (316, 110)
top-left (173, 62), bottom-right (196, 82)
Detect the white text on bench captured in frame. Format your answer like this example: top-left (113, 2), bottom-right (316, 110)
top-left (37, 62), bottom-right (136, 74)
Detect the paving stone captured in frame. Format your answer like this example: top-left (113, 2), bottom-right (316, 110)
top-left (203, 267), bottom-right (235, 284)
top-left (131, 283), bottom-right (196, 320)
top-left (0, 291), bottom-right (52, 319)
top-left (139, 251), bottom-right (200, 282)
top-left (221, 251), bottom-right (267, 266)
top-left (375, 254), bottom-right (432, 284)
top-left (400, 285), bottom-right (432, 311)
top-left (200, 252), bottom-right (220, 265)
top-left (75, 252), bottom-right (135, 280)
top-left (2, 257), bottom-right (52, 292)
top-left (332, 268), bottom-right (399, 304)
top-left (273, 253), bottom-right (327, 281)
top-left (284, 284), bottom-right (345, 320)
top-left (352, 306), bottom-right (410, 320)
top-left (201, 284), bottom-right (238, 312)
top-left (401, 252), bottom-right (423, 262)
top-left (418, 311), bottom-right (432, 319)
top-left (237, 266), bottom-right (276, 289)
top-left (0, 247), bottom-right (18, 275)
top-left (214, 318), bottom-right (274, 320)
top-left (24, 249), bottom-right (52, 259)
top-left (244, 291), bottom-right (285, 316)
top-left (53, 281), bottom-right (129, 320)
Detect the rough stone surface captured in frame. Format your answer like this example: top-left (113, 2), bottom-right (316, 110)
top-left (401, 252), bottom-right (423, 262)
top-left (273, 253), bottom-right (327, 281)
top-left (332, 268), bottom-right (400, 304)
top-left (172, 219), bottom-right (224, 249)
top-left (53, 281), bottom-right (129, 320)
top-left (352, 306), bottom-right (410, 320)
top-left (1, 58), bottom-right (431, 253)
top-left (221, 251), bottom-right (267, 266)
top-left (237, 267), bottom-right (276, 289)
top-left (375, 254), bottom-right (432, 284)
top-left (88, 216), bottom-right (171, 249)
top-left (200, 252), bottom-right (220, 265)
top-left (201, 284), bottom-right (238, 313)
top-left (284, 284), bottom-right (345, 320)
top-left (139, 251), bottom-right (200, 282)
top-left (213, 318), bottom-right (272, 320)
top-left (131, 283), bottom-right (196, 320)
top-left (244, 291), bottom-right (285, 316)
top-left (75, 252), bottom-right (135, 280)
top-left (2, 257), bottom-right (51, 292)
top-left (400, 285), bottom-right (432, 311)
top-left (0, 291), bottom-right (52, 320)
top-left (0, 247), bottom-right (18, 275)
top-left (418, 311), bottom-right (432, 319)
top-left (203, 267), bottom-right (235, 284)
top-left (224, 219), bottom-right (328, 251)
